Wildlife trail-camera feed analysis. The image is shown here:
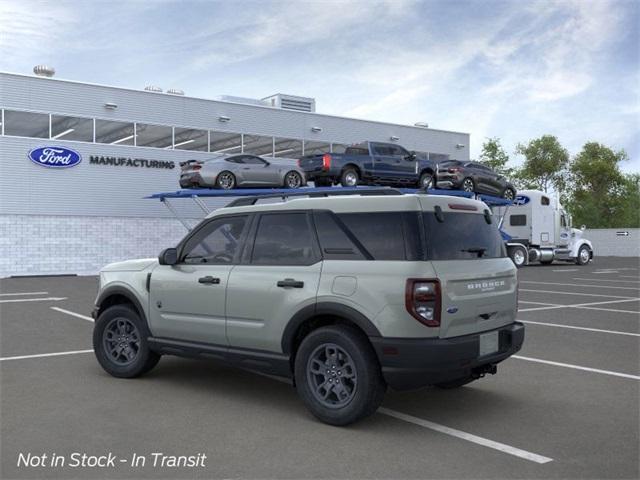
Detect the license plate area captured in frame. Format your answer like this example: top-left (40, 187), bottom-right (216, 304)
top-left (479, 331), bottom-right (499, 357)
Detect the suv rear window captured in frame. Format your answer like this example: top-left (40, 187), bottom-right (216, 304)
top-left (423, 212), bottom-right (505, 260)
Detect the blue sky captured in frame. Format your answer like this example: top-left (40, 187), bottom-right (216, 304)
top-left (1, 0), bottom-right (638, 172)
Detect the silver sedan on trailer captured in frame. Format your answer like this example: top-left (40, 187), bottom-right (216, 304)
top-left (179, 154), bottom-right (307, 190)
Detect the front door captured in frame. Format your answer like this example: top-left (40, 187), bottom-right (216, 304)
top-left (148, 214), bottom-right (250, 345)
top-left (226, 211), bottom-right (322, 353)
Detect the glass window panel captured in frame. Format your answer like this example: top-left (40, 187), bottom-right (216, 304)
top-left (303, 140), bottom-right (331, 156)
top-left (251, 213), bottom-right (317, 266)
top-left (210, 131), bottom-right (243, 154)
top-left (331, 143), bottom-right (348, 154)
top-left (243, 134), bottom-right (273, 156)
top-left (136, 123), bottom-right (172, 148)
top-left (4, 110), bottom-right (49, 138)
top-left (173, 127), bottom-right (208, 151)
top-left (429, 153), bottom-right (450, 163)
top-left (273, 137), bottom-right (303, 158)
top-left (51, 115), bottom-right (93, 142)
top-left (95, 119), bottom-right (135, 145)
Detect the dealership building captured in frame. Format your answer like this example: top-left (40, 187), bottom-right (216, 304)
top-left (0, 69), bottom-right (470, 277)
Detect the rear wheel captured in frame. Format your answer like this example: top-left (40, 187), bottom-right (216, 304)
top-left (340, 168), bottom-right (359, 187)
top-left (503, 187), bottom-right (516, 201)
top-left (216, 171), bottom-right (236, 189)
top-left (576, 245), bottom-right (591, 265)
top-left (284, 171), bottom-right (303, 189)
top-left (294, 325), bottom-right (385, 426)
top-left (93, 305), bottom-right (160, 378)
top-left (461, 177), bottom-right (475, 193)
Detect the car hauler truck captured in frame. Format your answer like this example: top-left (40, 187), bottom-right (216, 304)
top-left (494, 190), bottom-right (593, 267)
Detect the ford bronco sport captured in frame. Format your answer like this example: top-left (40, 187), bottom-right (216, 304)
top-left (92, 190), bottom-right (524, 425)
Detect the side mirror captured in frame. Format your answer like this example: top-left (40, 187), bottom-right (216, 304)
top-left (159, 247), bottom-right (178, 266)
top-left (406, 151), bottom-right (417, 161)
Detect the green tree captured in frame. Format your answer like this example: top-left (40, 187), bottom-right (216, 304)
top-left (515, 135), bottom-right (569, 193)
top-left (566, 142), bottom-right (638, 228)
top-left (479, 137), bottom-right (514, 177)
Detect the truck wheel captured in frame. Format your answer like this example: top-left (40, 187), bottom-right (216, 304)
top-left (418, 172), bottom-right (434, 190)
top-left (461, 177), bottom-right (475, 193)
top-left (507, 245), bottom-right (527, 268)
top-left (93, 305), bottom-right (160, 378)
top-left (576, 245), bottom-right (591, 265)
top-left (294, 325), bottom-right (386, 426)
top-left (340, 168), bottom-right (359, 187)
top-left (435, 376), bottom-right (475, 389)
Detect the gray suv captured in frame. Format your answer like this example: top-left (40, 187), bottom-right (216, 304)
top-left (92, 190), bottom-right (524, 425)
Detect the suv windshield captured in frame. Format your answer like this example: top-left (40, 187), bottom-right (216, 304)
top-left (423, 212), bottom-right (505, 260)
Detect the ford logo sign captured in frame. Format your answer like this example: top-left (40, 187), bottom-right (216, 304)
top-left (28, 146), bottom-right (82, 169)
top-left (513, 195), bottom-right (530, 206)
top-left (446, 306), bottom-right (459, 314)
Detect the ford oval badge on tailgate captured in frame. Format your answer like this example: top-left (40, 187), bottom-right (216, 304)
top-left (28, 146), bottom-right (82, 168)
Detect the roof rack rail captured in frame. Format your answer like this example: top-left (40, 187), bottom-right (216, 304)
top-left (224, 187), bottom-right (404, 207)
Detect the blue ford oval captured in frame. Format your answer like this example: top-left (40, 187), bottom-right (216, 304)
top-left (28, 146), bottom-right (82, 169)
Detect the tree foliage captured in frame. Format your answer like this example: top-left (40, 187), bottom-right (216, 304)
top-left (479, 137), bottom-right (513, 177)
top-left (515, 135), bottom-right (569, 193)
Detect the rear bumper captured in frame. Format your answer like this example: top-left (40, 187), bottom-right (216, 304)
top-left (179, 173), bottom-right (205, 188)
top-left (370, 322), bottom-right (525, 390)
top-left (435, 175), bottom-right (463, 189)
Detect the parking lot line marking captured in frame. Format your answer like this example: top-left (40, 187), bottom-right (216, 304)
top-left (518, 300), bottom-right (561, 306)
top-left (573, 277), bottom-right (640, 284)
top-left (593, 271), bottom-right (619, 274)
top-left (0, 296), bottom-right (68, 304)
top-left (519, 320), bottom-right (640, 337)
top-left (0, 349), bottom-right (93, 362)
top-left (620, 275), bottom-right (640, 279)
top-left (378, 408), bottom-right (553, 464)
top-left (0, 291), bottom-right (49, 296)
top-left (552, 269), bottom-right (579, 272)
top-left (521, 281), bottom-right (639, 291)
top-left (51, 306), bottom-right (94, 322)
top-left (518, 297), bottom-right (640, 312)
top-left (519, 289), bottom-right (636, 299)
top-left (512, 356), bottom-right (640, 380)
top-left (574, 306), bottom-right (640, 315)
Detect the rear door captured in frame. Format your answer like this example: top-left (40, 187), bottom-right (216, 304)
top-left (370, 143), bottom-right (395, 179)
top-left (225, 211), bottom-right (322, 352)
top-left (420, 202), bottom-right (517, 339)
top-left (234, 155), bottom-right (275, 185)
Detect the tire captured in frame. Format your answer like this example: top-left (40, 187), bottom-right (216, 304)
top-left (216, 171), bottom-right (236, 190)
top-left (418, 172), bottom-right (434, 190)
top-left (314, 178), bottom-right (332, 187)
top-left (294, 325), bottom-right (386, 426)
top-left (435, 377), bottom-right (476, 389)
top-left (503, 187), bottom-right (516, 201)
top-left (461, 177), bottom-right (475, 193)
top-left (93, 305), bottom-right (160, 378)
top-left (508, 245), bottom-right (527, 268)
top-left (340, 168), bottom-right (359, 187)
top-left (284, 171), bottom-right (303, 189)
top-left (576, 245), bottom-right (591, 265)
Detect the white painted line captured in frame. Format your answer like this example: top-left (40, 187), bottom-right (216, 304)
top-left (573, 277), bottom-right (639, 284)
top-left (519, 289), bottom-right (635, 299)
top-left (521, 281), bottom-right (639, 291)
top-left (552, 269), bottom-right (579, 272)
top-left (520, 320), bottom-right (640, 337)
top-left (0, 349), bottom-right (93, 362)
top-left (518, 305), bottom-right (566, 312)
top-left (378, 408), bottom-right (553, 464)
top-left (518, 300), bottom-right (561, 306)
top-left (621, 275), bottom-right (640, 279)
top-left (0, 297), bottom-right (68, 304)
top-left (51, 307), bottom-right (94, 322)
top-left (518, 297), bottom-right (640, 312)
top-left (0, 291), bottom-right (49, 296)
top-left (574, 306), bottom-right (640, 315)
top-left (593, 271), bottom-right (619, 274)
top-left (513, 356), bottom-right (640, 380)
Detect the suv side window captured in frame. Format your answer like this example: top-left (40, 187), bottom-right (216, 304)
top-left (336, 212), bottom-right (408, 260)
top-left (181, 215), bottom-right (248, 264)
top-left (251, 213), bottom-right (319, 265)
top-left (313, 211), bottom-right (366, 260)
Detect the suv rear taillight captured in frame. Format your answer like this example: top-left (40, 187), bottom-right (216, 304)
top-left (448, 167), bottom-right (461, 173)
top-left (322, 153), bottom-right (332, 171)
top-left (405, 279), bottom-right (441, 327)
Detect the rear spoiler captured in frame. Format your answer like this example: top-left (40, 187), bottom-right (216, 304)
top-left (179, 159), bottom-right (201, 168)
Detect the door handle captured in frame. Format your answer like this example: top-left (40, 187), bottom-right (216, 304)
top-left (198, 276), bottom-right (220, 285)
top-left (277, 278), bottom-right (304, 288)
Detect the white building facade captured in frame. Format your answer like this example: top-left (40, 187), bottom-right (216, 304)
top-left (0, 72), bottom-right (470, 277)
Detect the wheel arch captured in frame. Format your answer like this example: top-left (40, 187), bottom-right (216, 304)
top-left (282, 302), bottom-right (381, 360)
top-left (341, 163), bottom-right (362, 176)
top-left (419, 167), bottom-right (435, 176)
top-left (95, 285), bottom-right (148, 327)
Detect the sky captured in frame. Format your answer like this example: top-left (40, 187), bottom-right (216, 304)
top-left (1, 0), bottom-right (638, 172)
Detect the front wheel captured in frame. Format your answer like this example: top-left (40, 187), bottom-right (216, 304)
top-left (503, 187), bottom-right (516, 201)
top-left (294, 325), bottom-right (385, 426)
top-left (93, 305), bottom-right (160, 378)
top-left (418, 172), bottom-right (434, 190)
top-left (216, 171), bottom-right (236, 189)
top-left (284, 171), bottom-right (303, 189)
top-left (507, 245), bottom-right (528, 268)
top-left (340, 168), bottom-right (359, 187)
top-left (576, 245), bottom-right (591, 265)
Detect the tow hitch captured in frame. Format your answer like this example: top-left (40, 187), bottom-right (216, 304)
top-left (471, 364), bottom-right (498, 379)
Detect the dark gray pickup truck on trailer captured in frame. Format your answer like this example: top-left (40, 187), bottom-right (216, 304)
top-left (298, 141), bottom-right (437, 188)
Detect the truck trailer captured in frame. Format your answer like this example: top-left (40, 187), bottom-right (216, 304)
top-left (494, 190), bottom-right (594, 267)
